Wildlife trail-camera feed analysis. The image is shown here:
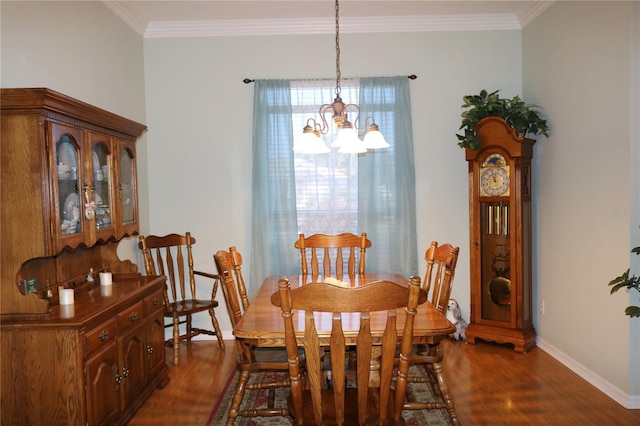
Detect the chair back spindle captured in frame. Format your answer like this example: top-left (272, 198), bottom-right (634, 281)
top-left (229, 246), bottom-right (250, 311)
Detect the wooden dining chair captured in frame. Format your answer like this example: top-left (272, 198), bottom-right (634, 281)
top-left (214, 248), bottom-right (293, 425)
top-left (295, 232), bottom-right (372, 279)
top-left (138, 232), bottom-right (224, 365)
top-left (403, 240), bottom-right (461, 425)
top-left (272, 277), bottom-right (424, 425)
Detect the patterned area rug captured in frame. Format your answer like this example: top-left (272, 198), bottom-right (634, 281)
top-left (206, 365), bottom-right (453, 425)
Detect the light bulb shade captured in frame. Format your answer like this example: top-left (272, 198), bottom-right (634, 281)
top-left (363, 129), bottom-right (390, 149)
top-left (336, 127), bottom-right (366, 153)
top-left (294, 131), bottom-right (330, 154)
top-left (332, 118), bottom-right (354, 148)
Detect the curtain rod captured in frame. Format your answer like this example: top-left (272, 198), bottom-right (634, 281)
top-left (243, 74), bottom-right (417, 84)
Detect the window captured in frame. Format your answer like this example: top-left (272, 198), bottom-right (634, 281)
top-left (291, 79), bottom-right (362, 235)
top-left (249, 77), bottom-right (418, 295)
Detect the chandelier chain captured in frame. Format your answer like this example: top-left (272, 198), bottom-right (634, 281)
top-left (335, 0), bottom-right (341, 97)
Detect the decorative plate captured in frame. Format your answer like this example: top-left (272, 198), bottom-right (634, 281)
top-left (63, 193), bottom-right (80, 222)
top-left (92, 151), bottom-right (100, 172)
top-left (58, 141), bottom-right (77, 167)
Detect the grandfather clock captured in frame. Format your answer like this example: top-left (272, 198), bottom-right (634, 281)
top-left (465, 117), bottom-right (536, 353)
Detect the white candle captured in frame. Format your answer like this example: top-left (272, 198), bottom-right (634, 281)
top-left (59, 288), bottom-right (74, 305)
top-left (101, 284), bottom-right (113, 297)
top-left (60, 304), bottom-right (75, 318)
top-left (99, 272), bottom-right (113, 286)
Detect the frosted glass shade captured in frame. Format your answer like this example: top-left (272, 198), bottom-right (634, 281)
top-left (363, 129), bottom-right (390, 149)
top-left (294, 132), bottom-right (330, 154)
top-left (336, 128), bottom-right (366, 153)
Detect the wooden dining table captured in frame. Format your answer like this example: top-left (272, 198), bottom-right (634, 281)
top-left (233, 273), bottom-right (455, 365)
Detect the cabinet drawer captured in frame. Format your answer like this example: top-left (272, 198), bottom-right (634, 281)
top-left (85, 318), bottom-right (117, 356)
top-left (144, 290), bottom-right (164, 315)
top-left (117, 300), bottom-right (144, 332)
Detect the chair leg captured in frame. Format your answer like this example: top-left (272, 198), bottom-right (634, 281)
top-left (209, 307), bottom-right (225, 350)
top-left (173, 314), bottom-right (180, 365)
top-left (425, 363), bottom-right (443, 399)
top-left (431, 361), bottom-right (461, 426)
top-left (226, 370), bottom-right (250, 426)
top-left (186, 314), bottom-right (192, 342)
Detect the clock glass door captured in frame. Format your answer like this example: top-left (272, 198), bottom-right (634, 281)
top-left (479, 201), bottom-right (511, 322)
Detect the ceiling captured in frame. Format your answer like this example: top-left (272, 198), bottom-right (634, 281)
top-left (104, 1), bottom-right (555, 38)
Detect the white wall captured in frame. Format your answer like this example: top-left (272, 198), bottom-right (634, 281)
top-left (0, 0), bottom-right (149, 262)
top-left (142, 30), bottom-right (521, 335)
top-left (524, 1), bottom-right (639, 405)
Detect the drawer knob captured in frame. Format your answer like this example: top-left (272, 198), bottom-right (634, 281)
top-left (129, 312), bottom-right (138, 321)
top-left (152, 297), bottom-right (159, 306)
top-left (99, 330), bottom-right (109, 342)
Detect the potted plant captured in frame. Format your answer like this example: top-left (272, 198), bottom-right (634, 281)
top-left (608, 241), bottom-right (640, 317)
top-left (456, 89), bottom-right (550, 150)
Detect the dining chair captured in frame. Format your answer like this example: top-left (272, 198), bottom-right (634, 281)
top-left (138, 232), bottom-right (224, 365)
top-left (295, 232), bottom-right (372, 279)
top-left (272, 276), bottom-right (424, 425)
top-left (403, 240), bottom-right (461, 425)
top-left (214, 248), bottom-right (293, 425)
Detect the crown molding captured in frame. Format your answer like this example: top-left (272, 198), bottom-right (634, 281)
top-left (103, 1), bottom-right (554, 39)
top-left (104, 1), bottom-right (147, 36)
top-left (518, 1), bottom-right (555, 28)
top-left (142, 14), bottom-right (523, 38)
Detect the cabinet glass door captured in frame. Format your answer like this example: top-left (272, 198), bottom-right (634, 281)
top-left (90, 134), bottom-right (114, 239)
top-left (57, 135), bottom-right (81, 236)
top-left (50, 122), bottom-right (87, 251)
top-left (117, 140), bottom-right (138, 237)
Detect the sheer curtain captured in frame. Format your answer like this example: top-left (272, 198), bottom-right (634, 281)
top-left (249, 76), bottom-right (418, 296)
top-left (249, 80), bottom-right (300, 296)
top-left (359, 76), bottom-right (418, 276)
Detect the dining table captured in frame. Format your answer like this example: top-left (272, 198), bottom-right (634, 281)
top-left (233, 273), bottom-right (455, 386)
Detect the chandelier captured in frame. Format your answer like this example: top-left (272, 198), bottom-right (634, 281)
top-left (294, 0), bottom-right (389, 154)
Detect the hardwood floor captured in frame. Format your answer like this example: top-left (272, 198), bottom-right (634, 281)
top-left (128, 339), bottom-right (640, 425)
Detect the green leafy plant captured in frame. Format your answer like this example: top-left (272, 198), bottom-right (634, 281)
top-left (456, 89), bottom-right (550, 150)
top-left (608, 245), bottom-right (640, 317)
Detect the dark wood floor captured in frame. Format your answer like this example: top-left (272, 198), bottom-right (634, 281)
top-left (128, 339), bottom-right (640, 425)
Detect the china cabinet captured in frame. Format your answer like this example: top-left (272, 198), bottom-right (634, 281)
top-left (465, 117), bottom-right (537, 352)
top-left (0, 88), bottom-right (168, 424)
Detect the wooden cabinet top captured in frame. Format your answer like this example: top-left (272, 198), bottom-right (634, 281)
top-left (1, 274), bottom-right (164, 328)
top-left (1, 88), bottom-right (147, 139)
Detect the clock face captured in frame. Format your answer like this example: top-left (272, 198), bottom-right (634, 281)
top-left (481, 167), bottom-right (510, 196)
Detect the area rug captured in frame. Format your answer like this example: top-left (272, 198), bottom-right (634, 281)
top-left (206, 365), bottom-right (452, 425)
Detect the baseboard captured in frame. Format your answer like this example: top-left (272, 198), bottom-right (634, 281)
top-left (537, 337), bottom-right (640, 409)
top-left (221, 330), bottom-right (235, 340)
